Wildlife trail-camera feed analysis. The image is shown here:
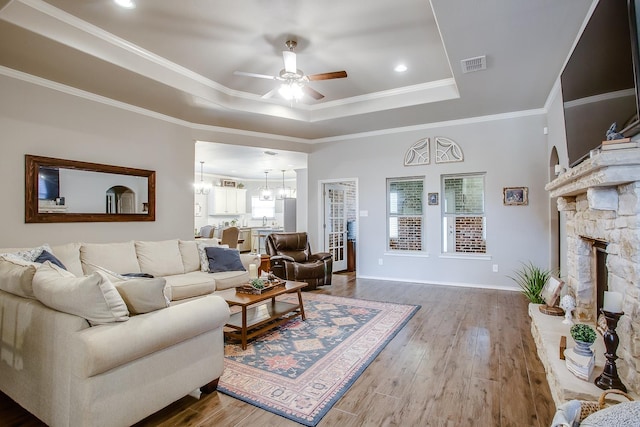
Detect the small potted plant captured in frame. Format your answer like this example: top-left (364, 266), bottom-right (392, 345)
top-left (250, 278), bottom-right (265, 290)
top-left (570, 323), bottom-right (597, 357)
top-left (508, 261), bottom-right (553, 304)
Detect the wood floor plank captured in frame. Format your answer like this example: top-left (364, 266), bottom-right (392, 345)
top-left (0, 274), bottom-right (554, 427)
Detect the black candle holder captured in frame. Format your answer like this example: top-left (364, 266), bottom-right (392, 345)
top-left (594, 309), bottom-right (627, 392)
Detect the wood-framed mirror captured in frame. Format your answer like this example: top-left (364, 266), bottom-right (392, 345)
top-left (25, 155), bottom-right (156, 223)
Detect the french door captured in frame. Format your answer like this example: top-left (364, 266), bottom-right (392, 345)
top-left (323, 183), bottom-right (348, 271)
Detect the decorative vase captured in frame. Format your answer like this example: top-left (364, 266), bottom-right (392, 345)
top-left (574, 340), bottom-right (594, 358)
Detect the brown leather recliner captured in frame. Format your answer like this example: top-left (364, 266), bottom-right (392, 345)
top-left (265, 232), bottom-right (333, 290)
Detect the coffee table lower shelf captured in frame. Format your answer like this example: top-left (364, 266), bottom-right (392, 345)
top-left (222, 281), bottom-right (308, 349)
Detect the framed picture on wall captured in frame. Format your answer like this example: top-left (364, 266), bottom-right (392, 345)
top-left (428, 192), bottom-right (439, 205)
top-left (503, 187), bottom-right (528, 206)
top-left (222, 180), bottom-right (237, 188)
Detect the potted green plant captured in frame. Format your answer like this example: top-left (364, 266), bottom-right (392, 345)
top-left (250, 278), bottom-right (265, 290)
top-left (570, 323), bottom-right (597, 357)
top-left (508, 261), bottom-right (553, 304)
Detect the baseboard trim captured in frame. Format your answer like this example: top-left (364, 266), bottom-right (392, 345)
top-left (353, 274), bottom-right (520, 292)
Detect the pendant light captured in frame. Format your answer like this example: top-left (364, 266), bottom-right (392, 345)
top-left (194, 161), bottom-right (212, 195)
top-left (258, 171), bottom-right (273, 201)
top-left (276, 169), bottom-right (293, 199)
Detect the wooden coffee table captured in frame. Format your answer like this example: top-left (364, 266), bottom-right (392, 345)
top-left (222, 281), bottom-right (308, 349)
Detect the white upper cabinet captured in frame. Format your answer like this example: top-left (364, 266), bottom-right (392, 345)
top-left (209, 187), bottom-right (246, 215)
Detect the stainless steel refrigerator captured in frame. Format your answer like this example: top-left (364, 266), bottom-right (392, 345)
top-left (283, 198), bottom-right (296, 232)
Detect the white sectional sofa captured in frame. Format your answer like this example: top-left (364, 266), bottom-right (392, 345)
top-left (0, 239), bottom-right (260, 427)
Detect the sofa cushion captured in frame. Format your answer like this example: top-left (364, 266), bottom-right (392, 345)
top-left (163, 271), bottom-right (216, 300)
top-left (209, 270), bottom-right (251, 291)
top-left (205, 246), bottom-right (246, 273)
top-left (0, 255), bottom-right (38, 298)
top-left (51, 242), bottom-right (83, 277)
top-left (135, 240), bottom-right (184, 277)
top-left (178, 240), bottom-right (201, 273)
top-left (35, 250), bottom-right (67, 270)
top-left (114, 277), bottom-right (170, 315)
top-left (81, 241), bottom-right (141, 275)
top-left (32, 262), bottom-right (129, 325)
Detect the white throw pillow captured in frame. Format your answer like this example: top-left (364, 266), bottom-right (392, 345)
top-left (114, 277), bottom-right (170, 315)
top-left (197, 241), bottom-right (220, 272)
top-left (135, 240), bottom-right (184, 277)
top-left (81, 262), bottom-right (171, 313)
top-left (32, 261), bottom-right (129, 325)
top-left (2, 244), bottom-right (52, 262)
top-left (0, 254), bottom-right (39, 298)
top-left (581, 401), bottom-right (640, 427)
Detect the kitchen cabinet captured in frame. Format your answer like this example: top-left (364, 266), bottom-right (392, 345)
top-left (208, 187), bottom-right (246, 215)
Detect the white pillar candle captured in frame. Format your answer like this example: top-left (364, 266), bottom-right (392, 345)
top-left (248, 263), bottom-right (258, 279)
top-left (603, 291), bottom-right (623, 313)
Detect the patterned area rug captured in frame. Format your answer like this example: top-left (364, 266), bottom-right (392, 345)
top-left (218, 293), bottom-right (420, 426)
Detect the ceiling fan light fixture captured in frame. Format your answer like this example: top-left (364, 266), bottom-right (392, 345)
top-left (394, 64), bottom-right (408, 72)
top-left (114, 0), bottom-right (136, 9)
top-left (279, 82), bottom-right (304, 101)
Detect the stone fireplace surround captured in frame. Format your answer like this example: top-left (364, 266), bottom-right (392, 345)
top-left (536, 147), bottom-right (640, 403)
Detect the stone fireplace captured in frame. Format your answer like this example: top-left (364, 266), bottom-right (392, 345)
top-left (546, 147), bottom-right (640, 395)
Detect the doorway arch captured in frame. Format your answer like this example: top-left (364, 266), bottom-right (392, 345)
top-left (549, 147), bottom-right (560, 272)
top-left (106, 185), bottom-right (136, 213)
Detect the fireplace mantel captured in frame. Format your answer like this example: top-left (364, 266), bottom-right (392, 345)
top-left (546, 148), bottom-right (640, 198)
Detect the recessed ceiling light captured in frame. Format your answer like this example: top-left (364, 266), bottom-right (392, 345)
top-left (114, 0), bottom-right (136, 9)
top-left (394, 64), bottom-right (408, 73)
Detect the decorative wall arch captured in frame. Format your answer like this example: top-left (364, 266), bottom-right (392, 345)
top-left (404, 138), bottom-right (430, 166)
top-left (435, 137), bottom-right (464, 163)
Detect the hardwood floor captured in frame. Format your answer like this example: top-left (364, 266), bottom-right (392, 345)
top-left (0, 274), bottom-right (555, 426)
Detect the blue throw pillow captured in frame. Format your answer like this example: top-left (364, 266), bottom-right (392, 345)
top-left (205, 246), bottom-right (246, 273)
top-left (34, 250), bottom-right (67, 270)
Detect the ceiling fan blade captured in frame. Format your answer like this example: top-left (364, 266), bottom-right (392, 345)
top-left (233, 71), bottom-right (276, 80)
top-left (307, 71), bottom-right (348, 81)
top-left (261, 87), bottom-right (279, 99)
top-left (283, 51), bottom-right (297, 73)
top-left (303, 85), bottom-right (325, 100)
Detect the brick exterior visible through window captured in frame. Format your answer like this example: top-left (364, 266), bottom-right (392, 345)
top-left (443, 174), bottom-right (486, 254)
top-left (388, 178), bottom-right (423, 251)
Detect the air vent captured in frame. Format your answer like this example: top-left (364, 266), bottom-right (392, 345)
top-left (460, 55), bottom-right (487, 73)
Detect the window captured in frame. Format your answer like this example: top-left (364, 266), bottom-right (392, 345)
top-left (442, 173), bottom-right (486, 254)
top-left (387, 177), bottom-right (424, 251)
top-left (251, 196), bottom-right (275, 219)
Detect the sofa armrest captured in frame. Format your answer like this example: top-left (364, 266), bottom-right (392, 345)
top-left (71, 295), bottom-right (230, 378)
top-left (239, 253), bottom-right (261, 270)
top-left (309, 252), bottom-right (332, 262)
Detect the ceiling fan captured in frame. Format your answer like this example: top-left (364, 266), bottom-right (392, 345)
top-left (233, 40), bottom-right (347, 101)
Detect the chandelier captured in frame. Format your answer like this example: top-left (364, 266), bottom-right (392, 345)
top-left (258, 171), bottom-right (273, 201)
top-left (194, 161), bottom-right (212, 195)
top-left (276, 169), bottom-right (293, 199)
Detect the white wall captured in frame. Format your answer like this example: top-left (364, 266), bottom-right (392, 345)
top-left (308, 114), bottom-right (551, 290)
top-left (0, 75), bottom-right (195, 247)
top-left (0, 72), bottom-right (557, 291)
